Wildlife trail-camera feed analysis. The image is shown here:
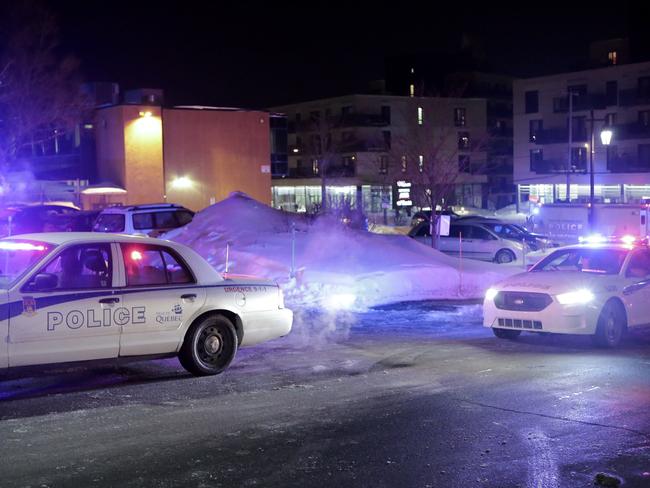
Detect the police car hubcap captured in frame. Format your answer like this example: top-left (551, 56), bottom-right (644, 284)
top-left (205, 335), bottom-right (221, 354)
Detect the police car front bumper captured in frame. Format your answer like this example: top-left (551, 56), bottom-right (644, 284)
top-left (483, 296), bottom-right (601, 335)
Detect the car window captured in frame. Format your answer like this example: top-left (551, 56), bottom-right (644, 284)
top-left (175, 211), bottom-right (194, 226)
top-left (415, 224), bottom-right (430, 237)
top-left (30, 244), bottom-right (112, 290)
top-left (625, 250), bottom-right (650, 279)
top-left (154, 211), bottom-right (179, 229)
top-left (132, 212), bottom-right (155, 230)
top-left (533, 248), bottom-right (628, 274)
top-left (122, 244), bottom-right (194, 286)
top-left (470, 226), bottom-right (495, 240)
top-left (94, 214), bottom-right (125, 233)
top-left (0, 240), bottom-right (54, 288)
top-left (448, 225), bottom-right (462, 238)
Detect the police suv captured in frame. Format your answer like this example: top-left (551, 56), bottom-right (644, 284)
top-left (483, 236), bottom-right (650, 347)
top-left (0, 233), bottom-right (292, 375)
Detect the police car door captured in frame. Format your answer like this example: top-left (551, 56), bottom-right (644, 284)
top-left (621, 248), bottom-right (650, 327)
top-left (8, 242), bottom-right (121, 367)
top-left (118, 243), bottom-right (206, 356)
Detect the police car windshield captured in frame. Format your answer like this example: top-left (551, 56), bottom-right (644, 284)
top-left (0, 240), bottom-right (54, 288)
top-left (532, 248), bottom-right (628, 275)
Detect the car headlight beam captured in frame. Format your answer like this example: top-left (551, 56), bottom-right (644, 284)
top-left (485, 288), bottom-right (499, 301)
top-left (556, 289), bottom-right (595, 305)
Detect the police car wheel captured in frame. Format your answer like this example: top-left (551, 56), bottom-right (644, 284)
top-left (179, 315), bottom-right (238, 376)
top-left (495, 249), bottom-right (515, 264)
top-left (493, 328), bottom-right (521, 340)
top-left (593, 302), bottom-right (626, 348)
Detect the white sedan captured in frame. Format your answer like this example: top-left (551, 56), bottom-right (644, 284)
top-left (0, 233), bottom-right (292, 375)
top-left (483, 241), bottom-right (650, 347)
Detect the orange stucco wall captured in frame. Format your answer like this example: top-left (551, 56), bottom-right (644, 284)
top-left (162, 109), bottom-right (271, 210)
top-left (95, 105), bottom-right (165, 205)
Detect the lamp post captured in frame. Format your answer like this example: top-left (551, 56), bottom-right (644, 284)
top-left (587, 108), bottom-right (614, 231)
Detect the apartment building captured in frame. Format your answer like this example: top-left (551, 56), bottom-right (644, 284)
top-left (514, 59), bottom-right (650, 208)
top-left (270, 94), bottom-right (488, 219)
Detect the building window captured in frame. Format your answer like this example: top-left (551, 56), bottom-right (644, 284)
top-left (341, 131), bottom-right (353, 141)
top-left (310, 135), bottom-right (322, 154)
top-left (458, 132), bottom-right (470, 150)
top-left (417, 107), bottom-right (424, 125)
top-left (525, 90), bottom-right (539, 114)
top-left (341, 106), bottom-right (352, 117)
top-left (529, 120), bottom-right (543, 143)
top-left (401, 155), bottom-right (407, 173)
top-left (454, 108), bottom-right (466, 127)
top-left (379, 156), bottom-right (388, 175)
top-left (606, 145), bottom-right (618, 171)
top-left (310, 111), bottom-right (321, 122)
top-left (409, 84), bottom-right (415, 97)
top-left (295, 113), bottom-right (301, 123)
top-left (383, 130), bottom-right (391, 150)
top-left (608, 51), bottom-right (617, 65)
top-left (529, 149), bottom-right (544, 172)
top-left (605, 113), bottom-right (617, 127)
top-left (570, 116), bottom-right (587, 140)
top-left (571, 147), bottom-right (588, 171)
top-left (639, 111), bottom-right (650, 127)
top-left (640, 77), bottom-right (650, 99)
top-left (639, 145), bottom-right (650, 169)
top-left (312, 159), bottom-right (319, 175)
top-left (418, 155), bottom-right (424, 173)
top-left (458, 155), bottom-right (471, 173)
top-left (606, 81), bottom-right (618, 106)
top-left (381, 105), bottom-right (391, 123)
top-left (296, 135), bottom-right (302, 148)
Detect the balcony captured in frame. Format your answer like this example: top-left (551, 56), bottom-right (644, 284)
top-left (531, 159), bottom-right (587, 174)
top-left (338, 113), bottom-right (390, 128)
top-left (607, 154), bottom-right (650, 173)
top-left (552, 93), bottom-right (606, 113)
top-left (618, 89), bottom-right (650, 107)
top-left (611, 122), bottom-right (650, 140)
top-left (287, 167), bottom-right (319, 178)
top-left (533, 127), bottom-right (587, 144)
top-left (339, 139), bottom-right (388, 153)
top-left (325, 165), bottom-right (356, 177)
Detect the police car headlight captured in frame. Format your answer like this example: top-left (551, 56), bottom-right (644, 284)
top-left (556, 289), bottom-right (595, 305)
top-left (485, 288), bottom-right (499, 301)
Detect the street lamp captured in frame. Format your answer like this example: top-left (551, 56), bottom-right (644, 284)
top-left (588, 108), bottom-right (614, 230)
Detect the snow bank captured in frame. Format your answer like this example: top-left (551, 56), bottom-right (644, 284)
top-left (167, 192), bottom-right (519, 309)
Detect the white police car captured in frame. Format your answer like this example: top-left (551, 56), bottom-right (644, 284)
top-left (484, 236), bottom-right (650, 347)
top-left (0, 233), bottom-right (292, 375)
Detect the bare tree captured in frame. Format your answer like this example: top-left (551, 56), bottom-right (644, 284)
top-left (389, 100), bottom-right (488, 248)
top-left (0, 2), bottom-right (89, 169)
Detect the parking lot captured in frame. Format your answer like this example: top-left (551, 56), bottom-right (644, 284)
top-left (1, 302), bottom-right (649, 487)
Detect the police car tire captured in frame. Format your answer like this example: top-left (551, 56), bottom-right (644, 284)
top-left (493, 328), bottom-right (521, 340)
top-left (178, 314), bottom-right (238, 376)
top-left (495, 249), bottom-right (515, 264)
top-left (592, 301), bottom-right (626, 348)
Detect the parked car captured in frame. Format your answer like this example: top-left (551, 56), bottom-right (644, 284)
top-left (93, 203), bottom-right (194, 237)
top-left (0, 232), bottom-right (293, 375)
top-left (484, 238), bottom-right (650, 347)
top-left (409, 221), bottom-right (524, 263)
top-left (456, 217), bottom-right (557, 251)
top-left (0, 204), bottom-right (80, 236)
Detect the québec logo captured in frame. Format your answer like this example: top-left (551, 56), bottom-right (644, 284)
top-left (172, 304), bottom-right (183, 314)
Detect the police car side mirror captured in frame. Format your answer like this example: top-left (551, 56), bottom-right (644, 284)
top-left (31, 273), bottom-right (58, 292)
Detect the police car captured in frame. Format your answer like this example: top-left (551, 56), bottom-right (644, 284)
top-left (0, 233), bottom-right (292, 376)
top-left (483, 236), bottom-right (650, 347)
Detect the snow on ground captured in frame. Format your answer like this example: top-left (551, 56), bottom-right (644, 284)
top-left (167, 193), bottom-right (521, 309)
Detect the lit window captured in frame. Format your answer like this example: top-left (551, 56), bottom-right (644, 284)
top-left (379, 156), bottom-right (388, 175)
top-left (401, 156), bottom-right (407, 173)
top-left (417, 107), bottom-right (424, 125)
top-left (418, 155), bottom-right (424, 172)
top-left (409, 84), bottom-right (415, 97)
top-left (608, 51), bottom-right (617, 65)
top-left (312, 159), bottom-right (319, 175)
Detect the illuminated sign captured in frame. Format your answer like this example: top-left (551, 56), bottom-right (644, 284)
top-left (394, 180), bottom-right (413, 208)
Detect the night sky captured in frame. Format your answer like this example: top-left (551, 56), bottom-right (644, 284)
top-left (17, 1), bottom-right (650, 108)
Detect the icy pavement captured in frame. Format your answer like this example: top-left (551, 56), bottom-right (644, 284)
top-left (1, 302), bottom-right (649, 487)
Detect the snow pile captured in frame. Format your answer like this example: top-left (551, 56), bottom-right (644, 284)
top-left (167, 193), bottom-right (518, 309)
